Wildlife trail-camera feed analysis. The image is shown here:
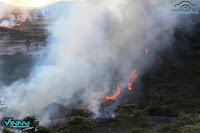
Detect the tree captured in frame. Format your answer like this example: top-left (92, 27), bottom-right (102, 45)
top-left (23, 116), bottom-right (39, 133)
top-left (35, 126), bottom-right (51, 133)
top-left (69, 108), bottom-right (93, 118)
top-left (67, 116), bottom-right (97, 133)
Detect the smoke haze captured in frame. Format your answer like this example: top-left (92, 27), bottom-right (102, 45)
top-left (0, 0), bottom-right (177, 121)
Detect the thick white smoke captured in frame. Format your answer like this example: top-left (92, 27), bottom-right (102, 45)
top-left (0, 0), bottom-right (177, 120)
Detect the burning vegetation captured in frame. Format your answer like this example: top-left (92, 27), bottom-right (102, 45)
top-left (0, 0), bottom-right (200, 133)
top-left (85, 69), bottom-right (138, 109)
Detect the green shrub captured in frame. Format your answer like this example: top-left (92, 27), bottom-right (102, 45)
top-left (36, 126), bottom-right (51, 133)
top-left (23, 116), bottom-right (39, 133)
top-left (67, 116), bottom-right (97, 133)
top-left (158, 113), bottom-right (200, 133)
top-left (179, 112), bottom-right (200, 125)
top-left (114, 104), bottom-right (137, 118)
top-left (23, 116), bottom-right (51, 133)
top-left (160, 123), bottom-right (180, 133)
top-left (181, 123), bottom-right (200, 133)
top-left (69, 109), bottom-right (93, 118)
top-left (111, 104), bottom-right (150, 131)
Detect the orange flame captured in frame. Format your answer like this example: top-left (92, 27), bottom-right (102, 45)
top-left (106, 85), bottom-right (122, 101)
top-left (85, 85), bottom-right (123, 109)
top-left (128, 69), bottom-right (138, 90)
top-left (129, 114), bottom-right (134, 117)
top-left (10, 23), bottom-right (21, 28)
top-left (86, 105), bottom-right (91, 109)
top-left (85, 69), bottom-right (138, 109)
top-left (145, 48), bottom-right (148, 54)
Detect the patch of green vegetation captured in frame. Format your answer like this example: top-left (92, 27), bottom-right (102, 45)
top-left (56, 116), bottom-right (97, 133)
top-left (139, 19), bottom-right (200, 115)
top-left (113, 104), bottom-right (137, 118)
top-left (35, 126), bottom-right (51, 133)
top-left (67, 116), bottom-right (97, 133)
top-left (181, 123), bottom-right (200, 133)
top-left (158, 113), bottom-right (200, 133)
top-left (140, 47), bottom-right (200, 114)
top-left (159, 122), bottom-right (180, 133)
top-left (22, 116), bottom-right (51, 133)
top-left (68, 108), bottom-right (94, 118)
top-left (23, 116), bottom-right (39, 133)
top-left (2, 128), bottom-right (13, 133)
top-left (110, 104), bottom-right (150, 132)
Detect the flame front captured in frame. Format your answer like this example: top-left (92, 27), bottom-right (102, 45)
top-left (145, 48), bottom-right (148, 54)
top-left (85, 69), bottom-right (138, 109)
top-left (11, 23), bottom-right (21, 28)
top-left (106, 85), bottom-right (122, 101)
top-left (128, 69), bottom-right (138, 90)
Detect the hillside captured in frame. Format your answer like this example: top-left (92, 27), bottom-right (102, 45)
top-left (0, 8), bottom-right (200, 133)
top-left (47, 16), bottom-right (200, 133)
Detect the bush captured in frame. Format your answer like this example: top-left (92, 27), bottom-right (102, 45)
top-left (114, 104), bottom-right (137, 118)
top-left (36, 126), bottom-right (51, 133)
top-left (69, 109), bottom-right (93, 118)
top-left (181, 123), bottom-right (200, 133)
top-left (67, 116), bottom-right (97, 133)
top-left (160, 123), bottom-right (180, 133)
top-left (111, 104), bottom-right (150, 131)
top-left (23, 116), bottom-right (39, 133)
top-left (159, 113), bottom-right (200, 133)
top-left (23, 116), bottom-right (51, 133)
top-left (179, 112), bottom-right (200, 125)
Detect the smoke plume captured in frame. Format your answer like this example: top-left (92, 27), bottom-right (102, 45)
top-left (0, 0), bottom-right (177, 121)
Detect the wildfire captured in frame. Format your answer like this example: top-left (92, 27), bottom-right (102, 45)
top-left (129, 114), bottom-right (134, 117)
top-left (85, 85), bottom-right (123, 109)
top-left (11, 23), bottom-right (21, 28)
top-left (106, 85), bottom-right (122, 101)
top-left (128, 69), bottom-right (138, 90)
top-left (145, 32), bottom-right (149, 54)
top-left (145, 48), bottom-right (148, 54)
top-left (86, 105), bottom-right (91, 109)
top-left (85, 69), bottom-right (138, 109)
